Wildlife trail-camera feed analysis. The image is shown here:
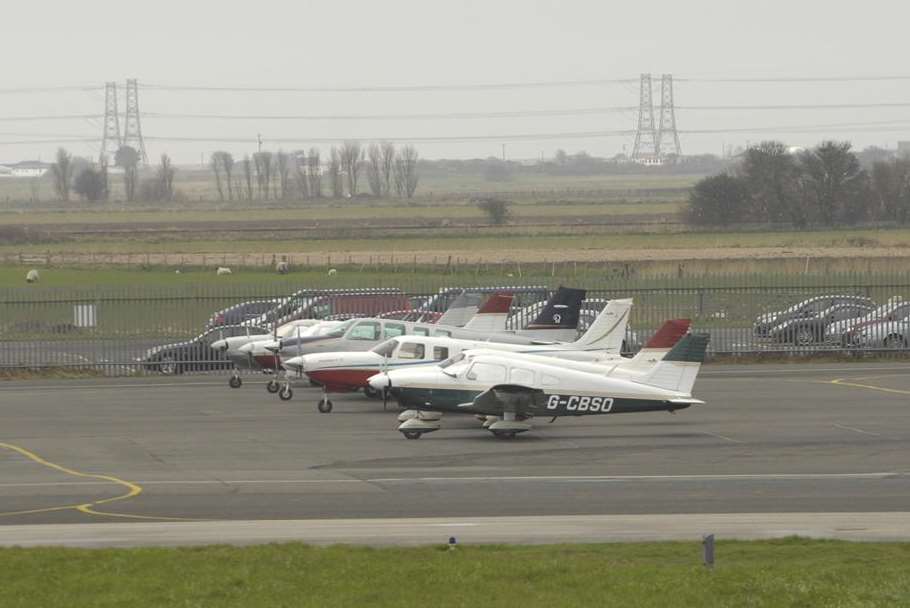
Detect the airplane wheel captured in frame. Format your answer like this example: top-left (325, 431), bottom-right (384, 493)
top-left (363, 386), bottom-right (381, 399)
top-left (403, 431), bottom-right (423, 440)
top-left (228, 376), bottom-right (242, 389)
top-left (279, 386), bottom-right (293, 401)
top-left (317, 398), bottom-right (333, 413)
top-left (266, 380), bottom-right (280, 393)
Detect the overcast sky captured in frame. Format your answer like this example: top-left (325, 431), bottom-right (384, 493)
top-left (3, 0), bottom-right (910, 163)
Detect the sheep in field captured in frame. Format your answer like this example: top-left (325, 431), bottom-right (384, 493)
top-left (26, 269), bottom-right (39, 283)
top-left (216, 267), bottom-right (232, 276)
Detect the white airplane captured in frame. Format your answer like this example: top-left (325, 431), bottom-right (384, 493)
top-left (262, 287), bottom-right (587, 399)
top-left (368, 331), bottom-right (709, 439)
top-left (262, 293), bottom-right (516, 401)
top-left (214, 289), bottom-right (506, 391)
top-left (284, 298), bottom-right (638, 412)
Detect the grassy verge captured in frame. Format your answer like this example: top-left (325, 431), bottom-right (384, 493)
top-left (1, 539), bottom-right (907, 607)
top-left (0, 367), bottom-right (106, 381)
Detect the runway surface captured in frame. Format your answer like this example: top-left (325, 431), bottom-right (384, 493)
top-left (1, 363), bottom-right (909, 546)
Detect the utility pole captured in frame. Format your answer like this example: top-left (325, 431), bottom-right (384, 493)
top-left (631, 73), bottom-right (658, 163)
top-left (501, 143), bottom-right (506, 161)
top-left (257, 133), bottom-right (263, 153)
top-left (122, 78), bottom-right (148, 164)
top-left (99, 82), bottom-right (122, 164)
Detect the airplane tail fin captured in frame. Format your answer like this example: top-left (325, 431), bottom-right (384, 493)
top-left (524, 286), bottom-right (586, 330)
top-left (571, 298), bottom-right (632, 352)
top-left (638, 333), bottom-right (710, 394)
top-left (624, 319), bottom-right (692, 366)
top-left (463, 293), bottom-right (514, 331)
top-left (437, 291), bottom-right (483, 327)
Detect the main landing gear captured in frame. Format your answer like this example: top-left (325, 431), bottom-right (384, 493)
top-left (398, 412), bottom-right (441, 439)
top-left (266, 379), bottom-right (280, 394)
top-left (228, 373), bottom-right (242, 388)
top-left (278, 384), bottom-right (293, 401)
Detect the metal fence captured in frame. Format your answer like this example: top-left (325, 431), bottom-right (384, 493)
top-left (4, 273), bottom-right (910, 375)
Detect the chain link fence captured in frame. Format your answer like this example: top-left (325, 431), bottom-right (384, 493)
top-left (3, 273), bottom-right (910, 375)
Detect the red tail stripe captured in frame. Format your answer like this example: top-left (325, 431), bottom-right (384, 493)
top-left (477, 293), bottom-right (514, 314)
top-left (644, 319), bottom-right (691, 348)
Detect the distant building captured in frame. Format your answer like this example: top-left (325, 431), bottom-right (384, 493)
top-left (0, 161), bottom-right (52, 178)
top-left (898, 142), bottom-right (910, 158)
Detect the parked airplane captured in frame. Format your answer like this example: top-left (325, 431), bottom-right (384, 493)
top-left (285, 299), bottom-right (638, 412)
top-left (268, 293), bottom-right (518, 400)
top-left (369, 330), bottom-right (708, 439)
top-left (264, 287), bottom-right (586, 399)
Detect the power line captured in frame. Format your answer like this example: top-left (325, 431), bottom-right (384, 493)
top-left (678, 75), bottom-right (910, 83)
top-left (0, 114), bottom-right (103, 122)
top-left (140, 78), bottom-right (639, 93)
top-left (142, 107), bottom-right (638, 120)
top-left (0, 85), bottom-right (101, 94)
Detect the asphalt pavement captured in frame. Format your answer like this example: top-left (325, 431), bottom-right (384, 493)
top-left (0, 363), bottom-right (908, 546)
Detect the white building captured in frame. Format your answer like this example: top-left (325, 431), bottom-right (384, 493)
top-left (0, 161), bottom-right (52, 178)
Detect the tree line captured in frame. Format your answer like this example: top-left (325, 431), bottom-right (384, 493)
top-left (209, 141), bottom-right (419, 201)
top-left (50, 146), bottom-right (175, 203)
top-left (687, 141), bottom-right (910, 227)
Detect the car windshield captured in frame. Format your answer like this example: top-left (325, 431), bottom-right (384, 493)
top-left (371, 339), bottom-right (398, 357)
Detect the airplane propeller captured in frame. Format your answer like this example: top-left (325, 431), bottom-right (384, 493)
top-left (380, 356), bottom-right (391, 410)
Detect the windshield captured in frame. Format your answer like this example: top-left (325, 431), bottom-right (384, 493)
top-left (371, 339), bottom-right (398, 357)
top-left (325, 319), bottom-right (356, 338)
top-left (438, 352), bottom-right (466, 369)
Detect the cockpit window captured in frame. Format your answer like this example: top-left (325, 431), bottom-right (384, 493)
top-left (371, 339), bottom-right (397, 358)
top-left (439, 352), bottom-right (466, 369)
top-left (395, 342), bottom-right (423, 360)
top-left (325, 319), bottom-right (355, 338)
top-left (349, 321), bottom-right (381, 341)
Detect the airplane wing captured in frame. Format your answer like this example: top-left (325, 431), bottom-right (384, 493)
top-left (459, 384), bottom-right (546, 416)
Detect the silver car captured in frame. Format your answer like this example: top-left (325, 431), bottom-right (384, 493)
top-left (825, 299), bottom-right (910, 345)
top-left (843, 301), bottom-right (910, 349)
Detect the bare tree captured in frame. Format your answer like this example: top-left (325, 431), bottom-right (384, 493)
top-left (50, 147), bottom-right (73, 201)
top-left (307, 148), bottom-right (322, 198)
top-left (242, 155), bottom-right (254, 201)
top-left (339, 140), bottom-right (363, 197)
top-left (380, 141), bottom-right (395, 197)
top-left (115, 145), bottom-right (140, 202)
top-left (394, 145), bottom-right (420, 199)
top-left (274, 150), bottom-right (291, 200)
top-left (222, 152), bottom-right (235, 201)
top-left (328, 147), bottom-right (343, 198)
top-left (253, 151), bottom-right (273, 199)
top-left (210, 152), bottom-right (225, 201)
top-left (366, 143), bottom-right (383, 196)
top-left (157, 154), bottom-right (176, 201)
top-left (293, 150), bottom-right (309, 199)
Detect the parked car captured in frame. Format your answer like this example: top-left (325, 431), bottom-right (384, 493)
top-left (250, 289), bottom-right (409, 328)
top-left (753, 295), bottom-right (875, 338)
top-left (825, 298), bottom-right (910, 345)
top-left (206, 299), bottom-right (281, 329)
top-left (141, 324), bottom-right (271, 374)
top-left (767, 301), bottom-right (875, 345)
top-left (842, 300), bottom-right (910, 349)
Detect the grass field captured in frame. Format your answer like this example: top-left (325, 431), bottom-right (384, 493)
top-left (2, 227), bottom-right (907, 256)
top-left (0, 201), bottom-right (683, 224)
top-left (0, 171), bottom-right (700, 206)
top-left (1, 539), bottom-right (907, 607)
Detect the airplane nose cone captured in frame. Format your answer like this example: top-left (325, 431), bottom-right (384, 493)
top-left (211, 339), bottom-right (227, 351)
top-left (368, 373), bottom-right (390, 391)
top-left (284, 357), bottom-right (303, 373)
